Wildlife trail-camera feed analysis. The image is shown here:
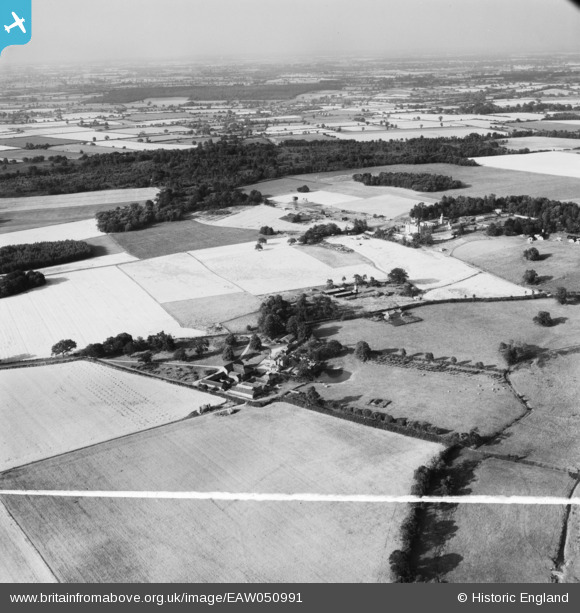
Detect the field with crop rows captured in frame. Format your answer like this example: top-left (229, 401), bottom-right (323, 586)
top-left (0, 360), bottom-right (224, 471)
top-left (471, 151), bottom-right (580, 179)
top-left (0, 403), bottom-right (443, 582)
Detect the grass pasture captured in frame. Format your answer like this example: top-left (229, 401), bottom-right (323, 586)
top-left (0, 136), bottom-right (86, 148)
top-left (504, 136), bottom-right (580, 151)
top-left (309, 354), bottom-right (523, 437)
top-left (432, 457), bottom-right (573, 583)
top-left (489, 353), bottom-right (580, 471)
top-left (0, 500), bottom-right (57, 583)
top-left (0, 403), bottom-right (443, 582)
top-left (0, 360), bottom-right (224, 472)
top-left (112, 219), bottom-right (259, 259)
top-left (315, 299), bottom-right (580, 366)
top-left (452, 236), bottom-right (580, 293)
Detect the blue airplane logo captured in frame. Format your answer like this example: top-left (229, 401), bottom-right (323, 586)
top-left (0, 1), bottom-right (32, 56)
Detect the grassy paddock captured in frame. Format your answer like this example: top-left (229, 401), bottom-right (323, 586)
top-left (0, 403), bottom-right (442, 582)
top-left (309, 353), bottom-right (523, 437)
top-left (452, 236), bottom-right (580, 293)
top-left (315, 300), bottom-right (580, 366)
top-left (433, 457), bottom-right (573, 583)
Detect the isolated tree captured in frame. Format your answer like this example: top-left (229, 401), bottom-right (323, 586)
top-left (192, 338), bottom-right (209, 357)
top-left (173, 347), bottom-right (187, 361)
top-left (305, 386), bottom-right (323, 407)
top-left (287, 238), bottom-right (297, 245)
top-left (255, 242), bottom-right (263, 251)
top-left (258, 237), bottom-right (267, 244)
top-left (400, 348), bottom-right (407, 358)
top-left (555, 287), bottom-right (568, 305)
top-left (51, 339), bottom-right (77, 357)
top-left (326, 278), bottom-right (334, 289)
top-left (222, 344), bottom-right (235, 362)
top-left (449, 356), bottom-right (457, 364)
top-left (224, 333), bottom-right (237, 346)
top-left (522, 269), bottom-right (539, 285)
top-left (533, 311), bottom-right (553, 327)
top-left (388, 267), bottom-right (409, 285)
top-left (138, 351), bottom-right (153, 365)
top-left (354, 340), bottom-right (372, 362)
top-left (425, 352), bottom-right (434, 362)
top-left (249, 334), bottom-right (262, 351)
top-left (475, 361), bottom-right (484, 369)
top-left (523, 247), bottom-right (540, 261)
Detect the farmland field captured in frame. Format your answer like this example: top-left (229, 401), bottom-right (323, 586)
top-left (503, 136), bottom-right (580, 151)
top-left (0, 403), bottom-right (443, 582)
top-left (471, 151), bottom-right (580, 179)
top-left (191, 238), bottom-right (384, 295)
top-left (432, 458), bottom-right (572, 583)
top-left (162, 292), bottom-right (261, 329)
top-left (272, 190), bottom-right (359, 207)
top-left (289, 163), bottom-right (580, 201)
top-left (41, 251), bottom-right (138, 276)
top-left (0, 136), bottom-right (86, 148)
top-left (199, 204), bottom-right (316, 232)
top-left (112, 219), bottom-right (259, 259)
top-left (333, 126), bottom-right (506, 142)
top-left (0, 266), bottom-right (204, 360)
top-left (120, 253), bottom-right (241, 303)
top-left (0, 188), bottom-right (159, 212)
top-left (0, 219), bottom-right (103, 247)
top-left (0, 500), bottom-right (57, 583)
top-left (488, 353), bottom-right (580, 471)
top-left (0, 360), bottom-right (224, 472)
top-left (309, 354), bottom-right (522, 437)
top-left (315, 300), bottom-right (580, 365)
top-left (451, 236), bottom-right (580, 293)
top-left (422, 271), bottom-right (528, 300)
top-left (327, 236), bottom-right (480, 291)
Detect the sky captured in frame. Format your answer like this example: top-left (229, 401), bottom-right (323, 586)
top-left (1, 0), bottom-right (580, 65)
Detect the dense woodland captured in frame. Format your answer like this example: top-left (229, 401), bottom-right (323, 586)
top-left (94, 81), bottom-right (343, 104)
top-left (0, 135), bottom-right (521, 233)
top-left (353, 171), bottom-right (465, 191)
top-left (0, 240), bottom-right (93, 274)
top-left (0, 269), bottom-right (45, 298)
top-left (411, 194), bottom-right (580, 233)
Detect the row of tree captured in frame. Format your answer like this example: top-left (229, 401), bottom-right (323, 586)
top-left (411, 194), bottom-right (580, 233)
top-left (79, 330), bottom-right (176, 358)
top-left (353, 171), bottom-right (465, 191)
top-left (0, 240), bottom-right (93, 274)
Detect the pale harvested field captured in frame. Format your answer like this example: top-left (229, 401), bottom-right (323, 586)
top-left (334, 127), bottom-right (506, 142)
top-left (0, 360), bottom-right (224, 472)
top-left (0, 500), bottom-right (57, 583)
top-left (504, 136), bottom-right (580, 151)
top-left (423, 271), bottom-right (527, 300)
top-left (191, 238), bottom-right (384, 295)
top-left (41, 252), bottom-right (138, 276)
top-left (241, 177), bottom-right (330, 198)
top-left (0, 404), bottom-right (443, 582)
top-left (0, 219), bottom-right (103, 247)
top-left (120, 253), bottom-right (241, 303)
top-left (163, 292), bottom-right (261, 329)
top-left (435, 458), bottom-right (572, 583)
top-left (452, 236), bottom-right (580, 293)
top-left (290, 163), bottom-right (580, 201)
top-left (321, 193), bottom-right (427, 218)
top-left (297, 244), bottom-right (371, 268)
top-left (200, 204), bottom-right (315, 232)
top-left (327, 236), bottom-right (478, 291)
top-left (471, 151), bottom-right (580, 179)
top-left (0, 266), bottom-right (204, 360)
top-left (310, 354), bottom-right (522, 437)
top-left (0, 188), bottom-right (159, 212)
top-left (489, 353), bottom-right (580, 471)
top-left (91, 140), bottom-right (195, 151)
top-left (272, 190), bottom-right (359, 206)
top-left (315, 299), bottom-right (580, 365)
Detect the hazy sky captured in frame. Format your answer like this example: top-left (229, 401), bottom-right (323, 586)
top-left (2, 0), bottom-right (580, 65)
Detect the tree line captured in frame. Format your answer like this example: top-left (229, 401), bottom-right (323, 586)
top-left (0, 240), bottom-right (93, 274)
top-left (410, 194), bottom-right (580, 233)
top-left (353, 171), bottom-right (465, 191)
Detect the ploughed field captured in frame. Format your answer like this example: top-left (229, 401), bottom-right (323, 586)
top-left (0, 403), bottom-right (443, 582)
